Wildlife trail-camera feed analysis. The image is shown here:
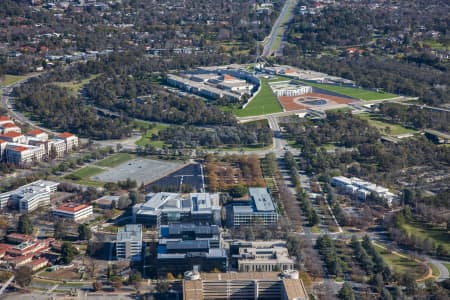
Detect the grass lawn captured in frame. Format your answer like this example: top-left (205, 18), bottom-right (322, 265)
top-left (52, 74), bottom-right (100, 95)
top-left (374, 244), bottom-right (426, 279)
top-left (0, 74), bottom-right (29, 87)
top-left (444, 263), bottom-right (450, 273)
top-left (301, 81), bottom-right (397, 101)
top-left (134, 122), bottom-right (169, 148)
top-left (95, 153), bottom-right (134, 168)
top-left (429, 262), bottom-right (441, 278)
top-left (402, 221), bottom-right (450, 253)
top-left (357, 113), bottom-right (417, 136)
top-left (233, 77), bottom-right (282, 117)
top-left (64, 166), bottom-right (105, 187)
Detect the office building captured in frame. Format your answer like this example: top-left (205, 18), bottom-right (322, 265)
top-left (159, 224), bottom-right (221, 248)
top-left (133, 192), bottom-right (221, 227)
top-left (269, 81), bottom-right (312, 97)
top-left (182, 270), bottom-right (308, 300)
top-left (227, 188), bottom-right (278, 228)
top-left (230, 240), bottom-right (295, 272)
top-left (52, 203), bottom-right (93, 222)
top-left (0, 180), bottom-right (59, 212)
top-left (331, 176), bottom-right (397, 206)
top-left (116, 224), bottom-right (143, 261)
top-left (57, 132), bottom-right (79, 152)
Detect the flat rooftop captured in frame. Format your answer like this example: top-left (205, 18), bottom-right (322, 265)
top-left (249, 187), bottom-right (276, 212)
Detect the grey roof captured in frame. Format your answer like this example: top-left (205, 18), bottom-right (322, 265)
top-left (166, 240), bottom-right (209, 251)
top-left (167, 224), bottom-right (220, 236)
top-left (116, 224), bottom-right (142, 243)
top-left (249, 188), bottom-right (276, 212)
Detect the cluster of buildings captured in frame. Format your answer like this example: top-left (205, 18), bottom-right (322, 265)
top-left (0, 233), bottom-right (53, 271)
top-left (0, 180), bottom-right (59, 213)
top-left (124, 188), bottom-right (284, 278)
top-left (269, 80), bottom-right (312, 97)
top-left (0, 116), bottom-right (78, 166)
top-left (166, 66), bottom-right (259, 103)
top-left (331, 176), bottom-right (397, 206)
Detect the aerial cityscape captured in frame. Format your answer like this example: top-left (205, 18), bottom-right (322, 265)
top-left (0, 0), bottom-right (449, 299)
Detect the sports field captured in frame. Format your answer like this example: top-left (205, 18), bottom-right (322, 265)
top-left (303, 81), bottom-right (397, 101)
top-left (233, 77), bottom-right (283, 117)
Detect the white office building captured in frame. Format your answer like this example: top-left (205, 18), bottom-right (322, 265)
top-left (52, 203), bottom-right (93, 222)
top-left (0, 180), bottom-right (59, 213)
top-left (116, 224), bottom-right (143, 261)
top-left (228, 188), bottom-right (278, 228)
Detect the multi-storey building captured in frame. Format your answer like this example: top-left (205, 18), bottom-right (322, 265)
top-left (230, 240), bottom-right (295, 272)
top-left (227, 188), bottom-right (278, 228)
top-left (116, 224), bottom-right (143, 261)
top-left (0, 132), bottom-right (27, 144)
top-left (57, 132), bottom-right (79, 152)
top-left (0, 180), bottom-right (59, 213)
top-left (182, 270), bottom-right (308, 300)
top-left (4, 144), bottom-right (45, 166)
top-left (0, 122), bottom-right (21, 134)
top-left (27, 129), bottom-right (49, 141)
top-left (52, 203), bottom-right (93, 222)
top-left (133, 192), bottom-right (221, 227)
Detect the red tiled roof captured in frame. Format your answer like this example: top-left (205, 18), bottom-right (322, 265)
top-left (223, 74), bottom-right (235, 81)
top-left (285, 69), bottom-right (296, 74)
top-left (0, 132), bottom-right (23, 138)
top-left (0, 139), bottom-right (7, 144)
top-left (55, 203), bottom-right (90, 213)
top-left (31, 257), bottom-right (48, 266)
top-left (28, 129), bottom-right (44, 135)
top-left (58, 132), bottom-right (74, 138)
top-left (12, 146), bottom-right (29, 152)
top-left (7, 233), bottom-right (34, 242)
top-left (0, 122), bottom-right (18, 128)
top-left (0, 116), bottom-right (11, 121)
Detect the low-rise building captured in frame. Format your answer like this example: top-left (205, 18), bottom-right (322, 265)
top-left (270, 81), bottom-right (312, 97)
top-left (133, 192), bottom-right (221, 227)
top-left (182, 270), bottom-right (308, 300)
top-left (159, 224), bottom-right (221, 248)
top-left (0, 180), bottom-right (59, 213)
top-left (0, 132), bottom-right (27, 144)
top-left (30, 257), bottom-right (49, 271)
top-left (0, 122), bottom-right (21, 134)
top-left (230, 240), bottom-right (295, 272)
top-left (116, 224), bottom-right (143, 261)
top-left (331, 176), bottom-right (397, 206)
top-left (52, 203), bottom-right (93, 222)
top-left (227, 188), bottom-right (278, 228)
top-left (94, 195), bottom-right (119, 209)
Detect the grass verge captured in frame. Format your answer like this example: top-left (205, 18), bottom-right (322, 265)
top-left (301, 81), bottom-right (397, 101)
top-left (357, 113), bottom-right (417, 136)
top-left (0, 74), bottom-right (29, 87)
top-left (95, 153), bottom-right (134, 168)
top-left (233, 77), bottom-right (283, 117)
top-left (374, 244), bottom-right (426, 279)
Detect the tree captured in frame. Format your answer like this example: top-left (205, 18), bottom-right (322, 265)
top-left (15, 266), bottom-right (33, 287)
top-left (338, 283), bottom-right (355, 300)
top-left (61, 241), bottom-right (78, 264)
top-left (17, 214), bottom-right (33, 235)
top-left (128, 271), bottom-right (142, 285)
top-left (78, 224), bottom-right (92, 240)
top-left (54, 219), bottom-right (66, 239)
top-left (229, 185), bottom-right (247, 198)
top-left (92, 281), bottom-right (103, 291)
top-left (155, 280), bottom-right (170, 294)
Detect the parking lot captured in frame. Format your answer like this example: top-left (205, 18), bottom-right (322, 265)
top-left (91, 158), bottom-right (184, 185)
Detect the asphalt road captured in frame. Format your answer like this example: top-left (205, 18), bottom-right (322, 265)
top-left (262, 0), bottom-right (298, 57)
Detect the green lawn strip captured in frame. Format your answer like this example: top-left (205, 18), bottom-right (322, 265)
top-left (95, 153), bottom-right (134, 168)
top-left (51, 74), bottom-right (100, 95)
top-left (68, 166), bottom-right (104, 178)
top-left (373, 244), bottom-right (426, 279)
top-left (429, 262), bottom-right (441, 278)
top-left (357, 113), bottom-right (417, 136)
top-left (300, 81), bottom-right (397, 101)
top-left (443, 263), bottom-right (450, 273)
top-left (311, 226), bottom-right (321, 233)
top-left (402, 221), bottom-right (450, 253)
top-left (233, 78), bottom-right (283, 117)
top-left (0, 74), bottom-right (29, 87)
top-left (134, 121), bottom-right (169, 147)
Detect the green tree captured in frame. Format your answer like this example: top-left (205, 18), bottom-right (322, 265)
top-left (78, 224), bottom-right (92, 240)
top-left (61, 241), bottom-right (78, 264)
top-left (338, 282), bottom-right (355, 300)
top-left (54, 219), bottom-right (66, 239)
top-left (17, 214), bottom-right (33, 235)
top-left (229, 185), bottom-right (247, 198)
top-left (14, 265), bottom-right (33, 287)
